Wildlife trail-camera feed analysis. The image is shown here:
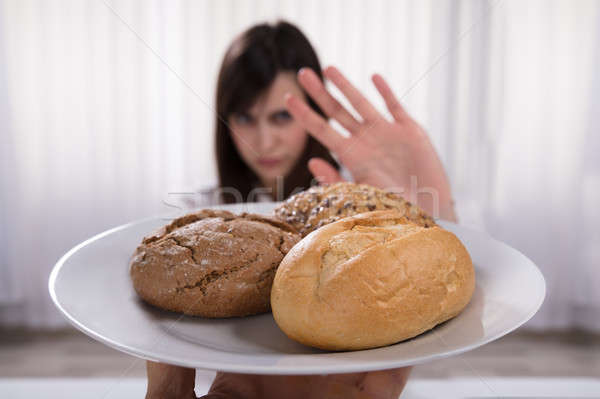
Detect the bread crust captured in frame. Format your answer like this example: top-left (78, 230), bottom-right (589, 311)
top-left (130, 210), bottom-right (300, 317)
top-left (274, 182), bottom-right (436, 236)
top-left (271, 210), bottom-right (475, 350)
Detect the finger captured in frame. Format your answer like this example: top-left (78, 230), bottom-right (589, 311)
top-left (207, 372), bottom-right (259, 398)
top-left (371, 73), bottom-right (409, 122)
top-left (146, 361), bottom-right (196, 399)
top-left (285, 93), bottom-right (346, 154)
top-left (357, 367), bottom-right (411, 399)
top-left (297, 68), bottom-right (362, 133)
top-left (324, 66), bottom-right (380, 123)
top-left (308, 158), bottom-right (345, 184)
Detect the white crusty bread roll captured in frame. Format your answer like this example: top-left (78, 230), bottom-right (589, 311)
top-left (271, 210), bottom-right (475, 351)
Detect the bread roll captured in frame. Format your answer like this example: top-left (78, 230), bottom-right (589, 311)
top-left (274, 182), bottom-right (436, 236)
top-left (271, 210), bottom-right (475, 351)
top-left (130, 209), bottom-right (300, 317)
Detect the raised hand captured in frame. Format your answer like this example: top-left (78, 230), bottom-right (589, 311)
top-left (286, 66), bottom-right (456, 221)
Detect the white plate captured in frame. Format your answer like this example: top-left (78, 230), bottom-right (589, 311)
top-left (49, 202), bottom-right (545, 375)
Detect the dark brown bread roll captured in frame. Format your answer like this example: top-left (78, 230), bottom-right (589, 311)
top-left (130, 209), bottom-right (300, 317)
top-left (274, 182), bottom-right (436, 236)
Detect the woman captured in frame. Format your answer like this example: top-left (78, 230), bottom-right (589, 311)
top-left (210, 21), bottom-right (339, 205)
top-left (148, 20), bottom-right (455, 398)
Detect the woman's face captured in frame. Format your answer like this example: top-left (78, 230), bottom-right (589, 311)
top-left (228, 72), bottom-right (309, 186)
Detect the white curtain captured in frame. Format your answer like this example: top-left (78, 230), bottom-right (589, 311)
top-left (0, 0), bottom-right (598, 330)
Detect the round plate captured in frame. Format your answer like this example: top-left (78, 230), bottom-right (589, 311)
top-left (49, 202), bottom-right (545, 375)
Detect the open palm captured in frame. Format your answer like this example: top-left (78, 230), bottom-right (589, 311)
top-left (286, 66), bottom-right (455, 221)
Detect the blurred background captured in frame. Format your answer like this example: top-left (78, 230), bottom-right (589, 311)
top-left (0, 0), bottom-right (599, 396)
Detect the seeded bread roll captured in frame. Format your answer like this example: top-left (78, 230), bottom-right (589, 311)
top-left (271, 210), bottom-right (475, 351)
top-left (130, 209), bottom-right (300, 317)
top-left (274, 182), bottom-right (436, 236)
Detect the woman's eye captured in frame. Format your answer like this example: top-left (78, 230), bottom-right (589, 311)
top-left (271, 110), bottom-right (292, 124)
top-left (233, 113), bottom-right (253, 125)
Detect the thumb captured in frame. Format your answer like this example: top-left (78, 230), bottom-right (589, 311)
top-left (308, 158), bottom-right (345, 184)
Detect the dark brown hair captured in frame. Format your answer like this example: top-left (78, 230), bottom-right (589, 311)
top-left (215, 21), bottom-right (339, 203)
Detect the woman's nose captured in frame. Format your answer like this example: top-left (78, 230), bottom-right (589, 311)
top-left (258, 123), bottom-right (279, 153)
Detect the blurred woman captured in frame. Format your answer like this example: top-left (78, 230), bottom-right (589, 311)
top-left (148, 19), bottom-right (456, 398)
top-left (211, 21), bottom-right (339, 204)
